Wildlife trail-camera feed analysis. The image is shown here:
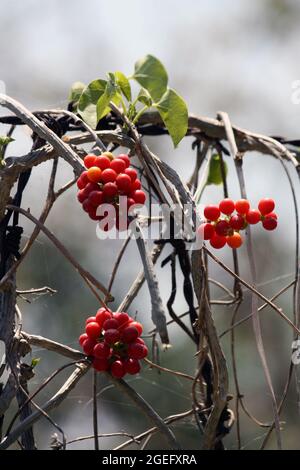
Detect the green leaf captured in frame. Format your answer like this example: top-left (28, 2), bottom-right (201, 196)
top-left (0, 136), bottom-right (14, 146)
top-left (115, 71), bottom-right (131, 101)
top-left (137, 87), bottom-right (152, 107)
top-left (68, 81), bottom-right (85, 103)
top-left (78, 79), bottom-right (107, 128)
top-left (96, 79), bottom-right (120, 122)
top-left (154, 88), bottom-right (188, 147)
top-left (133, 54), bottom-right (168, 102)
top-left (31, 358), bottom-right (40, 369)
top-left (206, 154), bottom-right (228, 185)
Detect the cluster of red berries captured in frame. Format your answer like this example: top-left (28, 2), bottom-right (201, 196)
top-left (199, 198), bottom-right (278, 249)
top-left (77, 153), bottom-right (146, 230)
top-left (79, 308), bottom-right (148, 378)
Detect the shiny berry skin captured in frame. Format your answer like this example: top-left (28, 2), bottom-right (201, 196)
top-left (262, 217), bottom-right (277, 231)
top-left (94, 155), bottom-right (111, 170)
top-left (258, 198), bottom-right (275, 216)
top-left (110, 360), bottom-right (126, 378)
top-left (102, 151), bottom-right (114, 161)
top-left (128, 342), bottom-right (148, 360)
top-left (226, 232), bottom-right (243, 248)
top-left (116, 173), bottom-right (132, 192)
top-left (199, 223), bottom-right (215, 240)
top-left (117, 154), bottom-right (130, 168)
top-left (86, 316), bottom-right (97, 324)
top-left (79, 333), bottom-right (88, 346)
top-left (102, 318), bottom-right (119, 330)
top-left (95, 309), bottom-right (112, 327)
top-left (93, 357), bottom-right (109, 372)
top-left (124, 358), bottom-right (141, 375)
top-left (114, 312), bottom-right (130, 327)
top-left (87, 166), bottom-right (102, 183)
top-left (84, 154), bottom-right (96, 169)
top-left (77, 171), bottom-right (89, 189)
top-left (266, 211), bottom-right (277, 220)
top-left (219, 198), bottom-right (235, 215)
top-left (121, 326), bottom-right (139, 344)
top-left (110, 158), bottom-right (126, 174)
top-left (88, 191), bottom-right (104, 207)
top-left (229, 214), bottom-right (245, 230)
top-left (131, 179), bottom-right (142, 191)
top-left (127, 198), bottom-right (136, 208)
top-left (86, 321), bottom-right (101, 339)
top-left (132, 190), bottom-right (146, 205)
top-left (103, 182), bottom-right (118, 199)
top-left (125, 168), bottom-right (138, 181)
top-left (235, 199), bottom-right (250, 215)
top-left (77, 190), bottom-right (87, 203)
top-left (101, 168), bottom-right (117, 183)
top-left (210, 233), bottom-right (226, 249)
top-left (85, 182), bottom-right (100, 194)
top-left (215, 220), bottom-right (231, 236)
top-left (246, 209), bottom-right (261, 225)
top-left (104, 328), bottom-right (120, 344)
top-left (93, 342), bottom-right (110, 359)
top-left (130, 321), bottom-right (143, 336)
top-left (82, 338), bottom-right (96, 355)
top-left (204, 205), bottom-right (220, 221)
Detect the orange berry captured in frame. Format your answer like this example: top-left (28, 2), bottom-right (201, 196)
top-left (87, 166), bottom-right (102, 183)
top-left (226, 232), bottom-right (243, 248)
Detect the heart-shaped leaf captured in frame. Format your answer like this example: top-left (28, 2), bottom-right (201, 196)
top-left (133, 54), bottom-right (168, 102)
top-left (78, 79), bottom-right (107, 128)
top-left (154, 88), bottom-right (188, 147)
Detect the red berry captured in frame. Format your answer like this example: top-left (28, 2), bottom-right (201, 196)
top-left (85, 182), bottom-right (100, 194)
top-left (114, 312), bottom-right (130, 327)
top-left (84, 154), bottom-right (96, 169)
top-left (204, 205), bottom-right (220, 221)
top-left (130, 321), bottom-right (143, 336)
top-left (128, 342), bottom-right (148, 360)
top-left (77, 190), bottom-right (87, 203)
top-left (102, 318), bottom-right (119, 330)
top-left (93, 342), bottom-right (110, 359)
top-left (121, 326), bottom-right (139, 343)
top-left (262, 217), bottom-right (277, 231)
top-left (229, 214), bottom-right (244, 230)
top-left (219, 198), bottom-right (235, 215)
top-left (258, 198), bottom-right (275, 215)
top-left (79, 333), bottom-right (88, 346)
top-left (246, 209), bottom-right (261, 225)
top-left (132, 190), bottom-right (146, 205)
top-left (86, 316), bottom-right (97, 324)
top-left (101, 168), bottom-right (117, 183)
top-left (82, 338), bottom-right (96, 355)
top-left (88, 208), bottom-right (99, 221)
top-left (93, 357), bottom-right (109, 372)
top-left (127, 198), bottom-right (136, 208)
top-left (116, 173), bottom-right (132, 192)
top-left (104, 328), bottom-right (120, 344)
top-left (102, 182), bottom-right (118, 200)
top-left (86, 322), bottom-right (101, 339)
top-left (215, 220), bottom-right (231, 236)
top-left (125, 168), bottom-right (138, 181)
top-left (210, 233), bottom-right (226, 249)
top-left (82, 199), bottom-right (94, 213)
top-left (131, 179), bottom-right (142, 191)
top-left (266, 211), bottom-right (277, 220)
top-left (87, 166), bottom-right (102, 183)
top-left (110, 360), bottom-right (126, 378)
top-left (235, 199), bottom-right (250, 215)
top-left (94, 155), bottom-right (111, 171)
top-left (77, 171), bottom-right (89, 189)
top-left (110, 158), bottom-right (126, 174)
top-left (88, 191), bottom-right (104, 207)
top-left (226, 232), bottom-right (243, 249)
top-left (117, 154), bottom-right (130, 168)
top-left (134, 337), bottom-right (146, 345)
top-left (95, 309), bottom-right (112, 328)
top-left (124, 358), bottom-right (141, 375)
top-left (198, 223), bottom-right (215, 240)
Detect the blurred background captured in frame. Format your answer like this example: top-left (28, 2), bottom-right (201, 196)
top-left (1, 0), bottom-right (300, 450)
